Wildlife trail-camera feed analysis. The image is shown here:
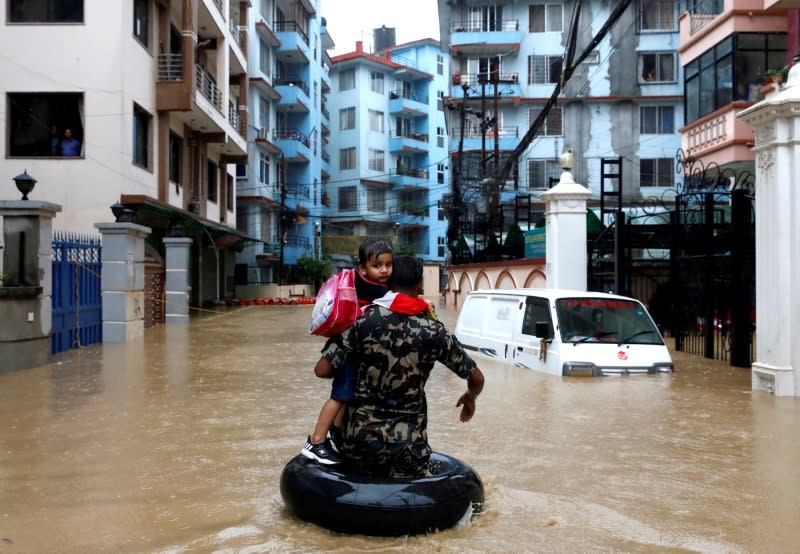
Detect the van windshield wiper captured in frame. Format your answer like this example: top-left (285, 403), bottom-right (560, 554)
top-left (574, 331), bottom-right (616, 344)
top-left (617, 330), bottom-right (655, 345)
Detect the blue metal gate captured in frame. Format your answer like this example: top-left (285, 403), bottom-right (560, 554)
top-left (52, 232), bottom-right (102, 354)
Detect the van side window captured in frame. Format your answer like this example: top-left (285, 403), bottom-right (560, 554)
top-left (521, 297), bottom-right (553, 339)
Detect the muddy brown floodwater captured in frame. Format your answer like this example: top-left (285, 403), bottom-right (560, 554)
top-left (1, 304), bottom-right (799, 553)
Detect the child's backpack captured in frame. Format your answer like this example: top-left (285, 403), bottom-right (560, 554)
top-left (309, 268), bottom-right (358, 337)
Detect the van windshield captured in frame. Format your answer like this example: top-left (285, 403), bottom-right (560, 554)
top-left (555, 297), bottom-right (663, 345)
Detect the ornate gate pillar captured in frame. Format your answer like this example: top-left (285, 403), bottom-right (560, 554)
top-left (738, 61), bottom-right (800, 396)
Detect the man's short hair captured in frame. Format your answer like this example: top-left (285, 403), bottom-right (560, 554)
top-left (358, 237), bottom-right (392, 266)
top-left (389, 255), bottom-right (423, 289)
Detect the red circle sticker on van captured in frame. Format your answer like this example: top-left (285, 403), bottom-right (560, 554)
top-left (617, 351), bottom-right (628, 360)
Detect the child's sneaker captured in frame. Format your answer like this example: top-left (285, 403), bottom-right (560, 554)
top-left (326, 427), bottom-right (342, 454)
top-left (300, 436), bottom-right (343, 465)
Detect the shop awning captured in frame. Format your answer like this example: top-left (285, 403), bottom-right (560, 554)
top-left (119, 195), bottom-right (262, 252)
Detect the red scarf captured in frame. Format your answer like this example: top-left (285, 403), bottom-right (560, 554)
top-left (372, 291), bottom-right (430, 315)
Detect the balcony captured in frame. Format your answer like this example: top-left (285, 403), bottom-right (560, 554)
top-left (461, 126), bottom-right (520, 152)
top-left (450, 73), bottom-right (521, 100)
top-left (228, 101), bottom-right (244, 138)
top-left (685, 0), bottom-right (723, 36)
top-left (388, 92), bottom-right (429, 117)
top-left (250, 75), bottom-right (281, 100)
top-left (255, 128), bottom-right (281, 154)
top-left (681, 103), bottom-right (755, 166)
top-left (255, 18), bottom-right (281, 47)
top-left (197, 64), bottom-right (222, 112)
top-left (389, 166), bottom-right (429, 187)
top-left (273, 128), bottom-right (310, 162)
top-left (274, 78), bottom-right (310, 112)
top-left (158, 53), bottom-right (182, 81)
top-left (449, 19), bottom-right (521, 56)
top-left (389, 131), bottom-right (429, 154)
top-left (274, 20), bottom-right (310, 63)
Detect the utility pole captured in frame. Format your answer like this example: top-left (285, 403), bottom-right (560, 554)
top-left (447, 79), bottom-right (470, 263)
top-left (278, 153), bottom-right (286, 285)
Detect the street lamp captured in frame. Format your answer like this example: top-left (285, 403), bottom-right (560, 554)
top-left (559, 148), bottom-right (575, 172)
top-left (13, 170), bottom-right (36, 201)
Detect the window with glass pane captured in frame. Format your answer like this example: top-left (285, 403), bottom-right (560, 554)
top-left (133, 0), bottom-right (149, 46)
top-left (368, 148), bottom-right (384, 171)
top-left (339, 69), bottom-right (355, 91)
top-left (259, 153), bottom-right (269, 185)
top-left (640, 158), bottom-right (673, 187)
top-left (370, 72), bottom-right (384, 94)
top-left (437, 127), bottom-right (445, 147)
top-left (367, 188), bottom-right (385, 212)
top-left (339, 107), bottom-right (355, 130)
top-left (437, 91), bottom-right (444, 111)
top-left (527, 159), bottom-right (561, 189)
top-left (369, 110), bottom-right (384, 133)
top-left (133, 103), bottom-right (151, 168)
top-left (639, 0), bottom-right (674, 31)
top-left (639, 52), bottom-right (674, 82)
top-left (340, 147), bottom-right (356, 170)
top-left (9, 0), bottom-right (83, 22)
top-left (528, 55), bottom-right (562, 84)
top-left (640, 106), bottom-right (674, 134)
top-left (438, 164), bottom-right (445, 184)
top-left (169, 132), bottom-right (182, 184)
top-left (339, 186), bottom-right (357, 211)
top-left (259, 39), bottom-right (271, 75)
top-left (529, 4), bottom-right (562, 33)
top-left (438, 236), bottom-right (445, 257)
top-left (437, 55), bottom-right (444, 75)
top-left (528, 106), bottom-right (563, 136)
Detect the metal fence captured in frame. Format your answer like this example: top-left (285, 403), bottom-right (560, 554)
top-left (52, 232), bottom-right (102, 354)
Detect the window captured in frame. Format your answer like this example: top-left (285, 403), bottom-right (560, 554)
top-left (437, 201), bottom-right (445, 221)
top-left (367, 188), bottom-right (385, 212)
top-left (339, 69), bottom-right (355, 91)
top-left (339, 186), bottom-right (357, 211)
top-left (437, 54), bottom-right (444, 75)
top-left (437, 163), bottom-right (445, 184)
top-left (639, 52), bottom-right (675, 83)
top-left (527, 159), bottom-right (561, 190)
top-left (133, 0), bottom-right (149, 46)
top-left (132, 103), bottom-right (151, 168)
top-left (529, 4), bottom-right (563, 33)
top-left (7, 92), bottom-right (84, 157)
top-left (368, 148), bottom-right (384, 171)
top-left (259, 153), bottom-right (269, 185)
top-left (339, 107), bottom-right (355, 130)
top-left (368, 110), bottom-right (384, 133)
top-left (370, 72), bottom-right (384, 94)
top-left (437, 127), bottom-right (445, 148)
top-left (467, 5), bottom-right (503, 32)
top-left (226, 174), bottom-right (234, 210)
top-left (437, 90), bottom-right (444, 111)
top-left (8, 0), bottom-right (83, 23)
top-left (339, 147), bottom-right (356, 170)
top-left (528, 106), bottom-right (563, 136)
top-left (207, 161), bottom-right (218, 202)
top-left (528, 55), bottom-right (562, 84)
top-left (236, 163), bottom-right (247, 178)
top-left (259, 39), bottom-right (271, 76)
top-left (438, 236), bottom-right (445, 257)
top-left (169, 132), bottom-right (182, 184)
top-left (640, 158), bottom-right (673, 187)
top-left (521, 297), bottom-right (553, 338)
top-left (639, 0), bottom-right (674, 31)
top-left (685, 33), bottom-right (786, 123)
top-left (640, 106), bottom-right (674, 134)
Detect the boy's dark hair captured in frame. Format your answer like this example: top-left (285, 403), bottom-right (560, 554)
top-left (388, 255), bottom-right (423, 290)
top-left (358, 237), bottom-right (392, 266)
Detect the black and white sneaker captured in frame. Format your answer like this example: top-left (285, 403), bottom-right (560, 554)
top-left (300, 436), bottom-right (343, 465)
top-left (326, 427), bottom-right (342, 454)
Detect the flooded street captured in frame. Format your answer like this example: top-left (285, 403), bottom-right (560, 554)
top-left (1, 304), bottom-right (799, 553)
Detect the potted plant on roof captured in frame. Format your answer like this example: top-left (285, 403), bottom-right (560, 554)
top-left (763, 68), bottom-right (785, 85)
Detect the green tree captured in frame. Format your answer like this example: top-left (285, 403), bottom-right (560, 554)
top-left (297, 255), bottom-right (332, 292)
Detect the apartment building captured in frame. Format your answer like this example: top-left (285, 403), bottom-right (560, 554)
top-left (326, 37), bottom-right (450, 267)
top-left (1, 0), bottom-right (250, 306)
top-left (679, 0), bottom-right (791, 171)
top-left (437, 0), bottom-right (683, 250)
top-left (236, 0), bottom-right (332, 285)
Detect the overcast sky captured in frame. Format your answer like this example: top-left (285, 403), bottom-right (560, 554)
top-left (322, 0), bottom-right (441, 56)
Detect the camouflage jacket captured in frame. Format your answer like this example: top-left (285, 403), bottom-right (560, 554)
top-left (321, 304), bottom-right (476, 475)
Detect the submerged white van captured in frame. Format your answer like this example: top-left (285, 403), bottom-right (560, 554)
top-left (455, 288), bottom-right (673, 376)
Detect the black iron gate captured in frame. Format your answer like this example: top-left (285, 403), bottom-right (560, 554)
top-left (588, 149), bottom-right (755, 367)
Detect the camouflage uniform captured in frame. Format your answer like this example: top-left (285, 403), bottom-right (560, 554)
top-left (321, 304), bottom-right (477, 478)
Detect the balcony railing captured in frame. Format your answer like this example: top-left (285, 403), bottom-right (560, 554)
top-left (687, 0), bottom-right (723, 35)
top-left (284, 234), bottom-right (311, 248)
top-left (196, 65), bottom-right (222, 111)
top-left (274, 20), bottom-right (309, 45)
top-left (321, 150), bottom-right (330, 163)
top-left (228, 101), bottom-right (242, 136)
top-left (157, 53), bottom-right (182, 81)
top-left (229, 18), bottom-right (241, 47)
top-left (321, 105), bottom-right (330, 120)
top-left (274, 128), bottom-right (309, 145)
top-left (451, 19), bottom-right (518, 32)
top-left (395, 167), bottom-right (428, 179)
top-left (389, 90), bottom-right (428, 104)
top-left (211, 0), bottom-right (223, 16)
top-left (391, 131), bottom-right (429, 143)
top-left (456, 126), bottom-right (519, 139)
top-left (452, 72), bottom-right (519, 85)
top-left (262, 242), bottom-right (281, 256)
top-left (274, 77), bottom-right (309, 96)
